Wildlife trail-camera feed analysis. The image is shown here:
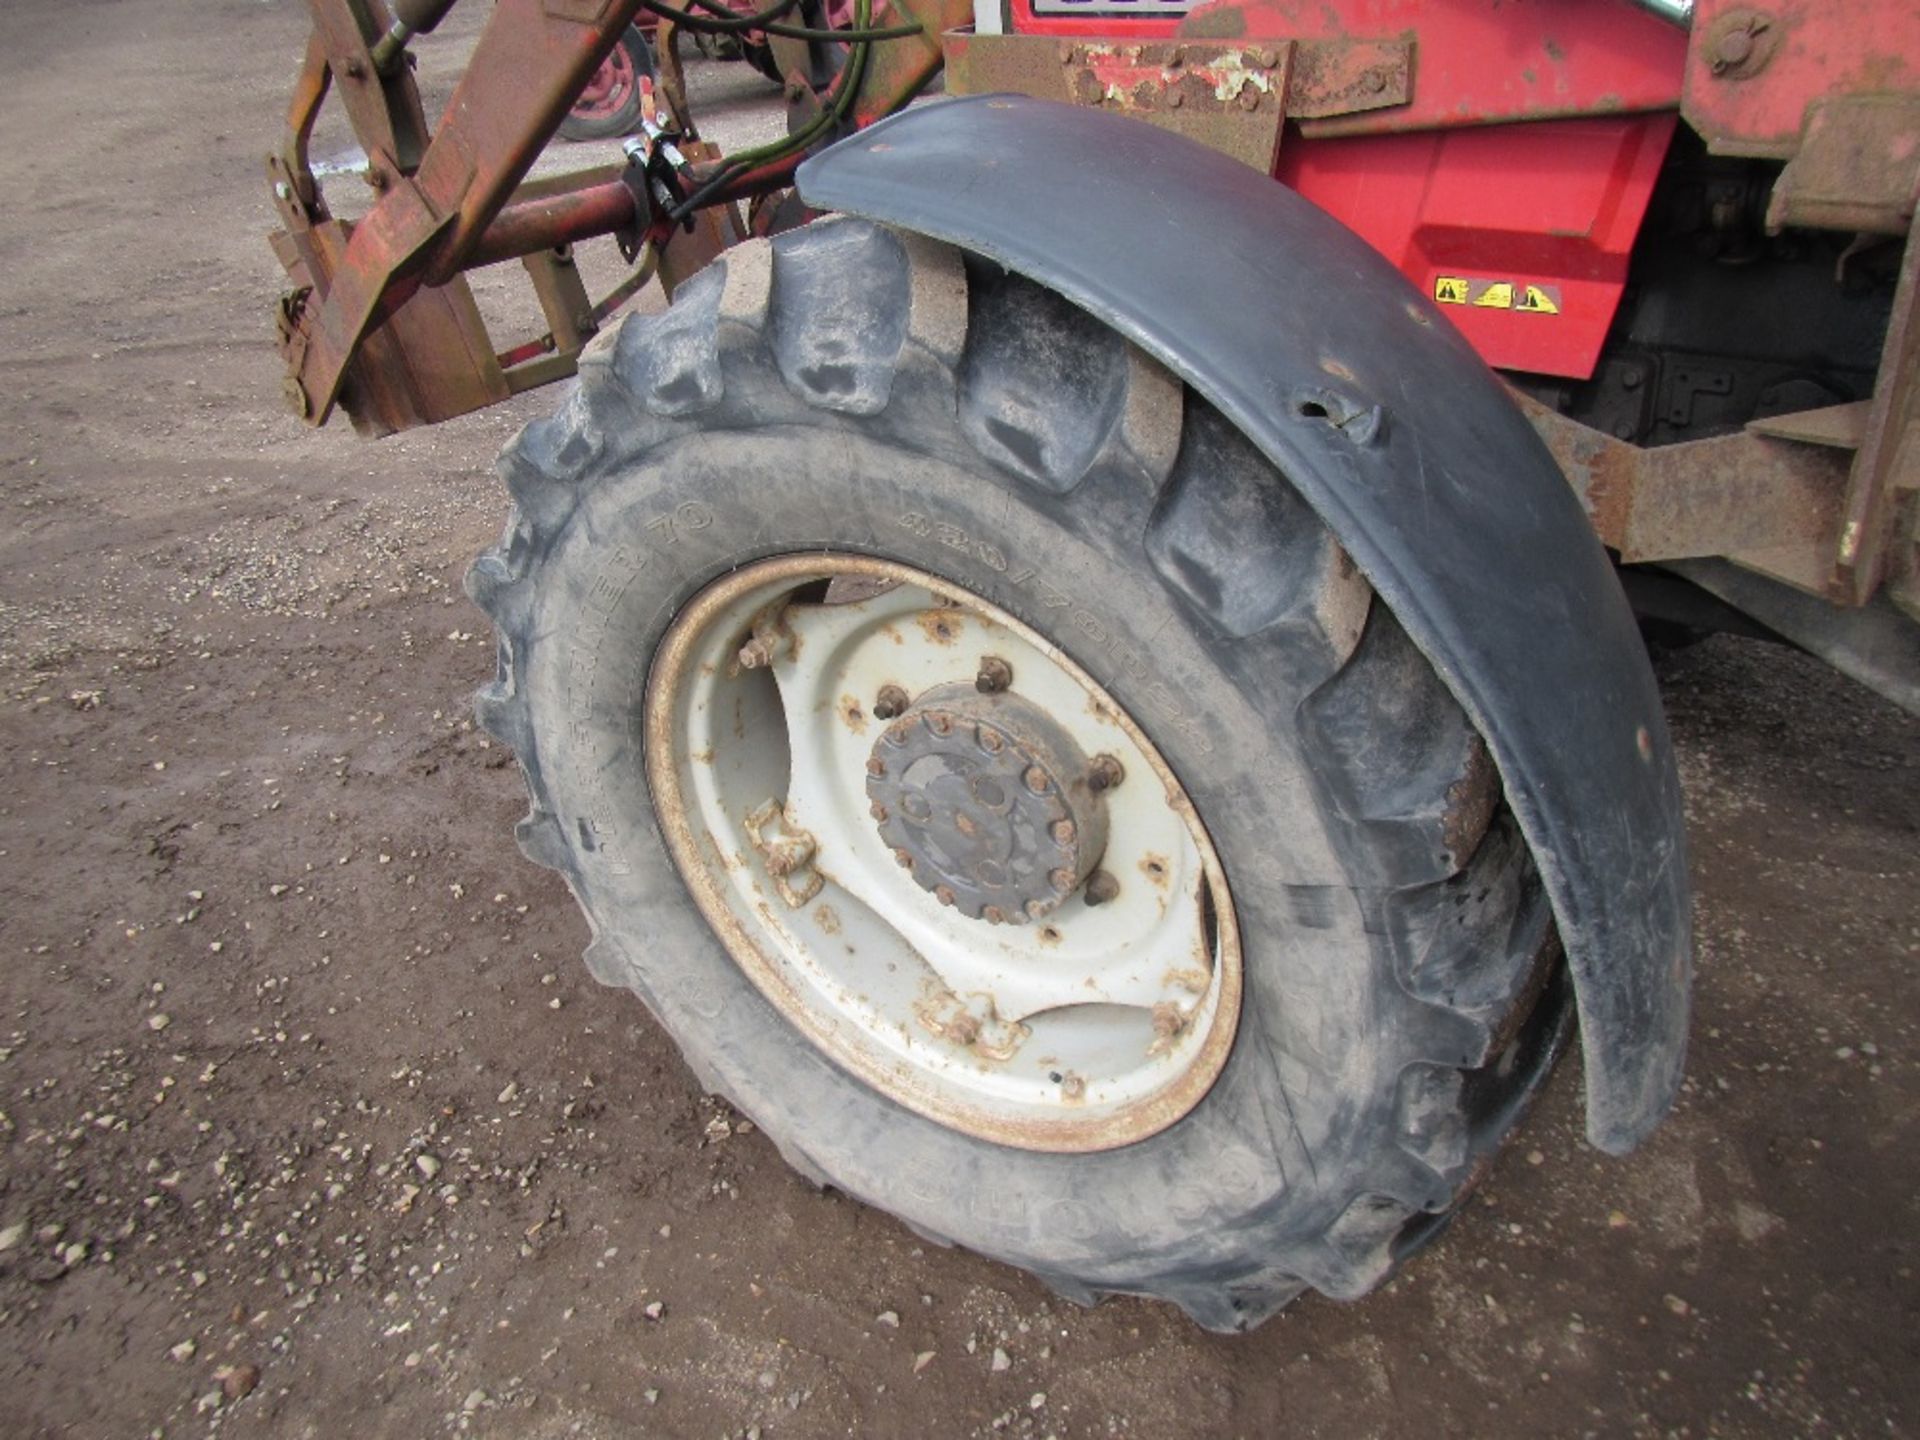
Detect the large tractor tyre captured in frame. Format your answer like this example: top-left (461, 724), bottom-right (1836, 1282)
top-left (466, 218), bottom-right (1573, 1331)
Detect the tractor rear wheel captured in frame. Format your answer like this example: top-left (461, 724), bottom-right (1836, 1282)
top-left (466, 218), bottom-right (1572, 1329)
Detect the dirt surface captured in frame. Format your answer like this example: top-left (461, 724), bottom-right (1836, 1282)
top-left (1, 4), bottom-right (1916, 1438)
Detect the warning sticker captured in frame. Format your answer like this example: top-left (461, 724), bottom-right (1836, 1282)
top-left (1515, 284), bottom-right (1561, 315)
top-left (1433, 275), bottom-right (1564, 315)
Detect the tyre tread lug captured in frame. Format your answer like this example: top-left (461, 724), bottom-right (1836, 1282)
top-left (956, 261), bottom-right (1131, 494)
top-left (612, 258), bottom-right (729, 417)
top-left (768, 219), bottom-right (909, 415)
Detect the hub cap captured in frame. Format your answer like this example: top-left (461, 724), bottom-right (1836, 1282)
top-left (645, 555), bottom-right (1241, 1151)
top-left (867, 684), bottom-right (1107, 924)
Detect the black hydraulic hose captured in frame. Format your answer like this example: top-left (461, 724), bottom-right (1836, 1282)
top-left (663, 0), bottom-right (875, 220)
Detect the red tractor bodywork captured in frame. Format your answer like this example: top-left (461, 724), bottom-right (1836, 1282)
top-left (1001, 0), bottom-right (1690, 379)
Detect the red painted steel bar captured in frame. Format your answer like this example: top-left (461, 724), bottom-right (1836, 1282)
top-left (466, 180), bottom-right (640, 268)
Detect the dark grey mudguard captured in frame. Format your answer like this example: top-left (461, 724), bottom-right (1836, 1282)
top-left (798, 95), bottom-right (1690, 1153)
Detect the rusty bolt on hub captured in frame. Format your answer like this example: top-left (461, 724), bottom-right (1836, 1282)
top-left (975, 655), bottom-right (1013, 694)
top-left (1088, 754), bottom-right (1126, 793)
top-left (1084, 870), bottom-right (1121, 906)
top-left (872, 684), bottom-right (909, 720)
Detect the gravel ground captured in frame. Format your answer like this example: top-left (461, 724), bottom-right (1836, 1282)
top-left (0, 3), bottom-right (1916, 1438)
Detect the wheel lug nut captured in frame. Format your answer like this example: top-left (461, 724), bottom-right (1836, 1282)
top-left (1024, 766), bottom-right (1050, 795)
top-left (873, 684), bottom-right (909, 720)
top-left (982, 905), bottom-right (1005, 925)
top-left (974, 655), bottom-right (1013, 694)
top-left (977, 725), bottom-right (1004, 753)
top-left (1048, 867), bottom-right (1076, 892)
top-left (869, 800), bottom-right (888, 821)
top-left (1084, 870), bottom-right (1120, 905)
top-left (1088, 754), bottom-right (1126, 793)
top-left (926, 712), bottom-right (953, 736)
top-left (1051, 819), bottom-right (1076, 847)
top-left (893, 847), bottom-right (915, 869)
top-left (866, 756), bottom-right (887, 777)
top-left (934, 885), bottom-right (957, 907)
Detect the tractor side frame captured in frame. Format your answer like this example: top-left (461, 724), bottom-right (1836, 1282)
top-left (271, 0), bottom-right (1919, 631)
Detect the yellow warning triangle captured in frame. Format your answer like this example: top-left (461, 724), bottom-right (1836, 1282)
top-left (1434, 276), bottom-right (1468, 305)
top-left (1515, 284), bottom-right (1559, 314)
top-left (1472, 281), bottom-right (1514, 309)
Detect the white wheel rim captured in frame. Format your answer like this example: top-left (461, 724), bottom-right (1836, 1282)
top-left (645, 555), bottom-right (1241, 1151)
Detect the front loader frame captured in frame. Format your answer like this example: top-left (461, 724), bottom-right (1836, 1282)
top-left (269, 0), bottom-right (964, 434)
top-left (270, 0), bottom-right (1920, 658)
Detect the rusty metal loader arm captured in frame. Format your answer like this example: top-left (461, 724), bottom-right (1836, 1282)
top-left (270, 0), bottom-right (964, 435)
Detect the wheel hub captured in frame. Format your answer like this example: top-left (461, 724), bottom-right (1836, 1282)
top-left (866, 683), bottom-right (1107, 925)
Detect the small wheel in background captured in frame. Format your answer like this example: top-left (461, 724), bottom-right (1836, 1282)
top-left (558, 26), bottom-right (655, 142)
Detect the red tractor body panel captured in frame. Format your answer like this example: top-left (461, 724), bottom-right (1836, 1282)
top-left (1004, 0), bottom-right (1691, 378)
top-left (1274, 112), bottom-right (1678, 378)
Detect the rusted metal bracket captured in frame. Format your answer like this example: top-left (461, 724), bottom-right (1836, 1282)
top-left (273, 0), bottom-right (966, 433)
top-left (1517, 392), bottom-right (1855, 596)
top-left (277, 0), bottom-right (645, 426)
top-left (306, 0), bottom-right (432, 177)
top-left (943, 33), bottom-right (1422, 174)
top-left (1683, 0), bottom-right (1920, 162)
top-left (1836, 219), bottom-right (1920, 605)
top-left (943, 35), bottom-right (1295, 173)
top-left (1522, 208), bottom-right (1920, 617)
top-left (1766, 95), bottom-right (1920, 236)
top-left (654, 17), bottom-right (700, 140)
top-left (1284, 38), bottom-right (1413, 120)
